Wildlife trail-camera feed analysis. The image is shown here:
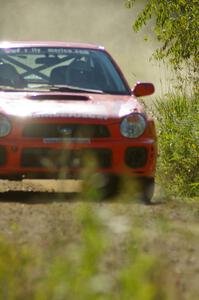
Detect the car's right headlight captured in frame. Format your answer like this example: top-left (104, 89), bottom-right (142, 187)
top-left (0, 115), bottom-right (12, 137)
top-left (120, 113), bottom-right (146, 138)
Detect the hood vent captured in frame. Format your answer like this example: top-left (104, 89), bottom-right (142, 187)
top-left (27, 94), bottom-right (90, 101)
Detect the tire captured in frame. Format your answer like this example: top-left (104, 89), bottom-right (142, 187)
top-left (99, 174), bottom-right (121, 199)
top-left (99, 176), bottom-right (154, 203)
top-left (139, 177), bottom-right (155, 205)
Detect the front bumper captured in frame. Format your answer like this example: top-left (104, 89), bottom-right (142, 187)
top-left (0, 137), bottom-right (156, 179)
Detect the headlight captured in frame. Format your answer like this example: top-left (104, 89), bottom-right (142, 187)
top-left (0, 115), bottom-right (12, 137)
top-left (120, 113), bottom-right (146, 138)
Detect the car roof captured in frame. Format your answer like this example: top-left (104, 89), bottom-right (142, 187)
top-left (0, 41), bottom-right (105, 50)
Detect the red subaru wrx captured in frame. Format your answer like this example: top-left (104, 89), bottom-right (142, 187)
top-left (0, 41), bottom-right (157, 203)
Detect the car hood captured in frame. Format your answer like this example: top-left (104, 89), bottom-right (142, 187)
top-left (0, 91), bottom-right (144, 120)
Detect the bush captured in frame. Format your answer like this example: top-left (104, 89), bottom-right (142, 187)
top-left (154, 94), bottom-right (199, 197)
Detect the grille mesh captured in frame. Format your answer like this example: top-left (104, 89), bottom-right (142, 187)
top-left (23, 123), bottom-right (110, 139)
top-left (125, 147), bottom-right (148, 168)
top-left (21, 148), bottom-right (112, 169)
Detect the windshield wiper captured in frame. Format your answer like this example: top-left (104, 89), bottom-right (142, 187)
top-left (0, 85), bottom-right (16, 91)
top-left (0, 85), bottom-right (39, 92)
top-left (37, 84), bottom-right (104, 94)
top-left (101, 90), bottom-right (130, 95)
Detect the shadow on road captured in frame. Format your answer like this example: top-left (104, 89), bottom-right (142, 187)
top-left (0, 190), bottom-right (165, 205)
top-left (0, 191), bottom-right (79, 204)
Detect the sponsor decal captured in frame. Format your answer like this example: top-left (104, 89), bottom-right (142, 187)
top-left (1, 47), bottom-right (89, 55)
top-left (31, 113), bottom-right (109, 119)
top-left (43, 138), bottom-right (91, 144)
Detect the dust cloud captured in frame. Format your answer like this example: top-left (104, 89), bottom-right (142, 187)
top-left (0, 0), bottom-right (169, 95)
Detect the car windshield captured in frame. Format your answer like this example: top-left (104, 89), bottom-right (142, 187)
top-left (0, 46), bottom-right (130, 95)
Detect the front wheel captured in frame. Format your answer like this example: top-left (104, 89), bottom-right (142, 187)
top-left (139, 177), bottom-right (155, 204)
top-left (89, 174), bottom-right (155, 203)
top-left (100, 176), bottom-right (155, 204)
top-left (100, 174), bottom-right (121, 199)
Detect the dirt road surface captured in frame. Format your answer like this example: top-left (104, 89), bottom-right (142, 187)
top-left (0, 179), bottom-right (199, 299)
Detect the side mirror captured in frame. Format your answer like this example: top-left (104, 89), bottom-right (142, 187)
top-left (132, 82), bottom-right (155, 97)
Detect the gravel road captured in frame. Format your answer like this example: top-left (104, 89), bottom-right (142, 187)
top-left (0, 179), bottom-right (199, 299)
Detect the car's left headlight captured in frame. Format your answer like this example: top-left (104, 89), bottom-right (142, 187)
top-left (120, 113), bottom-right (146, 138)
top-left (0, 115), bottom-right (12, 137)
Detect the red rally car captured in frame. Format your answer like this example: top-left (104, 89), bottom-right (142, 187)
top-left (0, 41), bottom-right (157, 203)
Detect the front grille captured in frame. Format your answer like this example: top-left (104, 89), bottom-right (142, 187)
top-left (125, 147), bottom-right (147, 168)
top-left (21, 148), bottom-right (112, 169)
top-left (23, 124), bottom-right (110, 139)
top-left (0, 146), bottom-right (6, 166)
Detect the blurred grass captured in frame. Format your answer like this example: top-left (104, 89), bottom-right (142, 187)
top-left (0, 191), bottom-right (199, 300)
top-left (0, 205), bottom-right (172, 300)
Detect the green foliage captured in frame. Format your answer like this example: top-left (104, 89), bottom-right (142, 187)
top-left (0, 205), bottom-right (177, 300)
top-left (154, 94), bottom-right (199, 197)
top-left (126, 0), bottom-right (199, 94)
top-left (0, 237), bottom-right (38, 299)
